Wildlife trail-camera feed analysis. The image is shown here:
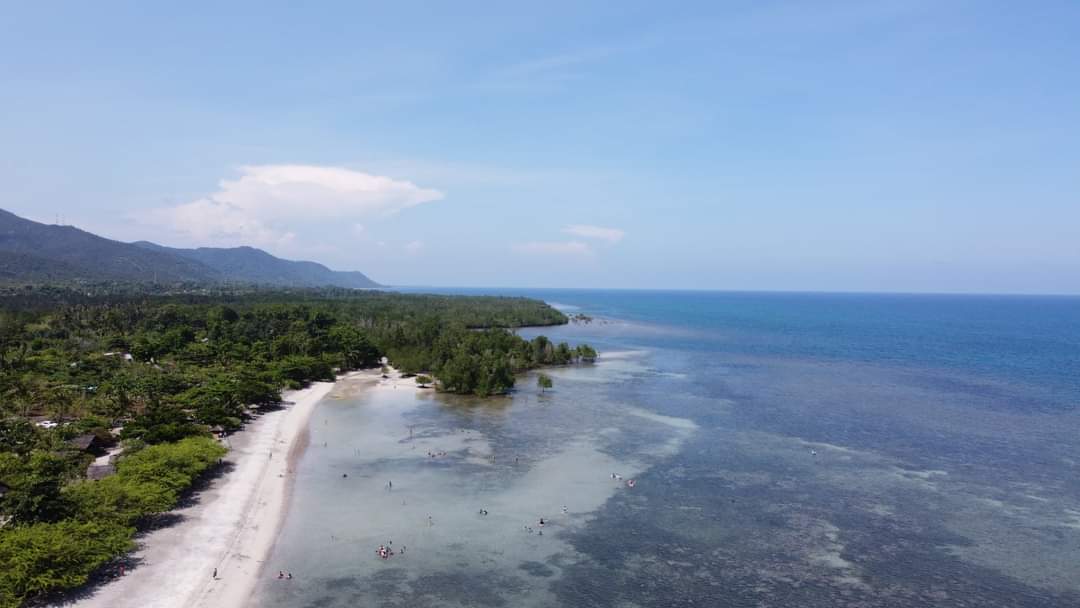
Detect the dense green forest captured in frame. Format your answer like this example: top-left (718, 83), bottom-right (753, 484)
top-left (0, 286), bottom-right (596, 607)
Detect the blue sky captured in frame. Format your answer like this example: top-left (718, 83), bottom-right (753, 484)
top-left (2, 1), bottom-right (1078, 293)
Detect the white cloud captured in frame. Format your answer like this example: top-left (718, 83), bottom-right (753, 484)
top-left (152, 164), bottom-right (443, 246)
top-left (352, 223), bottom-right (366, 235)
top-left (152, 198), bottom-right (297, 246)
top-left (405, 240), bottom-right (424, 254)
top-left (562, 224), bottom-right (625, 243)
top-left (512, 241), bottom-right (593, 256)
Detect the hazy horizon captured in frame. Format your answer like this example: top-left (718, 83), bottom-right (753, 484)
top-left (3, 2), bottom-right (1079, 294)
top-left (391, 285), bottom-right (1080, 297)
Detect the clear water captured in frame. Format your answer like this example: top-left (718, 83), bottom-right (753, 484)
top-left (255, 290), bottom-right (1080, 607)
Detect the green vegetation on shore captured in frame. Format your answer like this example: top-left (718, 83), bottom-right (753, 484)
top-left (0, 286), bottom-right (595, 607)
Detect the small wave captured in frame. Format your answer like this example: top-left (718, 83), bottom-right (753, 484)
top-left (626, 406), bottom-right (699, 431)
top-left (600, 349), bottom-right (649, 360)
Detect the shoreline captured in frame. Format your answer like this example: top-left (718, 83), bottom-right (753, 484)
top-left (55, 371), bottom-right (375, 608)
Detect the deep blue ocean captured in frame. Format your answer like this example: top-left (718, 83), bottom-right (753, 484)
top-left (414, 288), bottom-right (1080, 403)
top-left (259, 289), bottom-right (1080, 607)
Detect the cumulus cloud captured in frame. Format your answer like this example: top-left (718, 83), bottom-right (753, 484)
top-left (562, 224), bottom-right (625, 243)
top-left (512, 241), bottom-right (593, 256)
top-left (153, 164), bottom-right (443, 245)
top-left (405, 240), bottom-right (424, 254)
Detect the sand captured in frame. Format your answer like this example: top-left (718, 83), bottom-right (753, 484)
top-left (54, 372), bottom-right (384, 608)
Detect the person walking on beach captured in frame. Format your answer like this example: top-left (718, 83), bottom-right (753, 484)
top-left (212, 568), bottom-right (217, 579)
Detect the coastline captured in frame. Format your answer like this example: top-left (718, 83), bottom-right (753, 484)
top-left (55, 372), bottom-right (370, 608)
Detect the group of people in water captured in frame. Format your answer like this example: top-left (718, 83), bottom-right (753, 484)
top-left (375, 541), bottom-right (404, 560)
top-left (523, 516), bottom-right (549, 535)
top-left (276, 571), bottom-right (293, 580)
top-left (309, 424), bottom-right (642, 575)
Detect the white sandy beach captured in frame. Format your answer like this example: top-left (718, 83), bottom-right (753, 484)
top-left (54, 371), bottom-right (388, 608)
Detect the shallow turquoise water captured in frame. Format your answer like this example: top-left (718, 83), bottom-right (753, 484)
top-left (256, 290), bottom-right (1080, 607)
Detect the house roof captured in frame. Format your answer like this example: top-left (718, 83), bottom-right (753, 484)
top-left (86, 464), bottom-right (116, 480)
top-left (68, 434), bottom-right (97, 450)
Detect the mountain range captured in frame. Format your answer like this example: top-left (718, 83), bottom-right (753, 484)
top-left (0, 208), bottom-right (380, 288)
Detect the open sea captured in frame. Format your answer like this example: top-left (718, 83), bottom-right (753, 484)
top-left (254, 289), bottom-right (1080, 607)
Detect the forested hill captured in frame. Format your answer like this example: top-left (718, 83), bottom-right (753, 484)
top-left (0, 208), bottom-right (380, 288)
top-left (0, 209), bottom-right (218, 283)
top-left (132, 242), bottom-right (379, 288)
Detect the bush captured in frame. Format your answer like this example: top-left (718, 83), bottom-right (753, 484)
top-left (0, 520), bottom-right (134, 608)
top-left (64, 476), bottom-right (176, 527)
top-left (66, 436), bottom-right (226, 526)
top-left (116, 436), bottom-right (226, 495)
top-left (0, 452), bottom-right (74, 524)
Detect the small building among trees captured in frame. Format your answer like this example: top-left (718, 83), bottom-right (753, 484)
top-left (86, 463), bottom-right (117, 481)
top-left (67, 434), bottom-right (106, 456)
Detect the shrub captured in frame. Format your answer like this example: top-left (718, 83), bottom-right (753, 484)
top-left (0, 520), bottom-right (134, 608)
